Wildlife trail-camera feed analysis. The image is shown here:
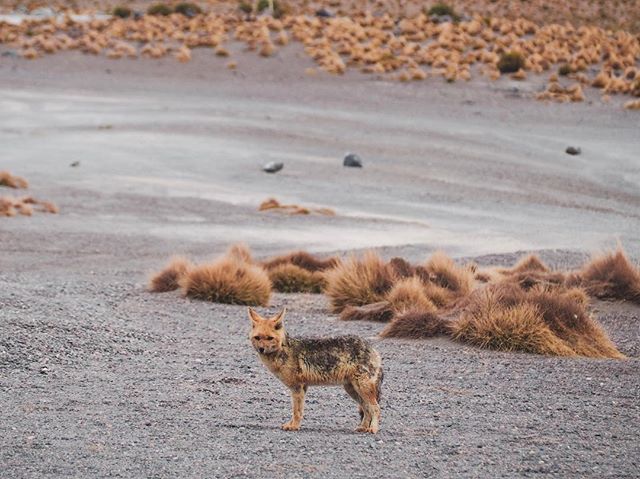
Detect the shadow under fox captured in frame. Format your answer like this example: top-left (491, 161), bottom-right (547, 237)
top-left (249, 307), bottom-right (383, 433)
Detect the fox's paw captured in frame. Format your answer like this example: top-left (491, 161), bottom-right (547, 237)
top-left (355, 425), bottom-right (379, 434)
top-left (281, 421), bottom-right (300, 431)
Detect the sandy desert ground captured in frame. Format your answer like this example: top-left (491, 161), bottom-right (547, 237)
top-left (1, 40), bottom-right (639, 478)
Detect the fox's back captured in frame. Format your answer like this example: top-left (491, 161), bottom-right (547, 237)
top-left (284, 335), bottom-right (381, 385)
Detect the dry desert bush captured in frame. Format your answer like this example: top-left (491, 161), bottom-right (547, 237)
top-left (148, 256), bottom-right (193, 292)
top-left (262, 250), bottom-right (338, 272)
top-left (1, 195), bottom-right (59, 217)
top-left (450, 283), bottom-right (623, 358)
top-left (381, 309), bottom-right (451, 339)
top-left (179, 247), bottom-right (271, 305)
top-left (267, 263), bottom-right (325, 293)
top-left (567, 249), bottom-right (640, 303)
top-left (0, 171), bottom-right (29, 189)
top-left (324, 251), bottom-right (397, 313)
top-left (259, 198), bottom-right (335, 216)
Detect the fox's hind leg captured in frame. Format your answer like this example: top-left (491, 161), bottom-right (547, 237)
top-left (344, 383), bottom-right (365, 425)
top-left (352, 371), bottom-right (382, 434)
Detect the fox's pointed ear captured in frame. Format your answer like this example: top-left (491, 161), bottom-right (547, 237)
top-left (270, 308), bottom-right (286, 329)
top-left (248, 307), bottom-right (262, 325)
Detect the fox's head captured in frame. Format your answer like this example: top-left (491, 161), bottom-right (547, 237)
top-left (248, 307), bottom-right (287, 355)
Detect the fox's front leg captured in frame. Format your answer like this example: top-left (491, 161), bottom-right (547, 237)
top-left (282, 385), bottom-right (306, 431)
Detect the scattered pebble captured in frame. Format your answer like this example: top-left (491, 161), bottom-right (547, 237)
top-left (343, 153), bottom-right (363, 168)
top-left (566, 146), bottom-right (582, 155)
top-left (262, 161), bottom-right (284, 173)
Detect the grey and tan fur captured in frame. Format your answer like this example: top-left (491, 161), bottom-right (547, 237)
top-left (249, 307), bottom-right (383, 433)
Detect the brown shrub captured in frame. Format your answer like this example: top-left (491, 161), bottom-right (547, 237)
top-left (386, 276), bottom-right (437, 313)
top-left (381, 310), bottom-right (450, 339)
top-left (324, 251), bottom-right (396, 313)
top-left (387, 257), bottom-right (415, 279)
top-left (180, 255), bottom-right (271, 306)
top-left (0, 171), bottom-right (28, 189)
top-left (423, 251), bottom-right (475, 295)
top-left (149, 256), bottom-right (193, 292)
top-left (268, 263), bottom-right (325, 293)
top-left (526, 285), bottom-right (623, 358)
top-left (452, 297), bottom-right (575, 356)
top-left (262, 250), bottom-right (338, 272)
top-left (451, 283), bottom-right (623, 358)
top-left (228, 243), bottom-right (253, 263)
top-left (0, 196), bottom-right (17, 216)
top-left (571, 249), bottom-right (640, 303)
top-left (502, 254), bottom-right (550, 275)
top-left (504, 271), bottom-right (567, 290)
top-left (340, 301), bottom-right (394, 322)
top-left (259, 198), bottom-right (281, 211)
top-left (422, 281), bottom-right (457, 308)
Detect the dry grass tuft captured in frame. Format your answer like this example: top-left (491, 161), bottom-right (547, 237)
top-left (450, 283), bottom-right (623, 358)
top-left (324, 251), bottom-right (396, 313)
top-left (381, 310), bottom-right (450, 339)
top-left (423, 251), bottom-right (475, 296)
top-left (0, 171), bottom-right (29, 189)
top-left (452, 295), bottom-right (575, 356)
top-left (149, 256), bottom-right (193, 293)
top-left (386, 276), bottom-right (437, 313)
top-left (180, 255), bottom-right (271, 306)
top-left (340, 301), bottom-right (394, 322)
top-left (502, 254), bottom-right (550, 275)
top-left (387, 257), bottom-right (415, 278)
top-left (259, 198), bottom-right (336, 216)
top-left (570, 249), bottom-right (640, 303)
top-left (1, 195), bottom-right (58, 217)
top-left (262, 250), bottom-right (338, 272)
top-left (268, 263), bottom-right (325, 293)
top-left (227, 243), bottom-right (253, 264)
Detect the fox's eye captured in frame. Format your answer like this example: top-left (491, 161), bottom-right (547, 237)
top-left (265, 336), bottom-right (274, 341)
top-left (253, 336), bottom-right (261, 341)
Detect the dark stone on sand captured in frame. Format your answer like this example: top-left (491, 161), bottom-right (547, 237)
top-left (566, 146), bottom-right (581, 155)
top-left (315, 8), bottom-right (333, 18)
top-left (343, 153), bottom-right (362, 168)
top-left (263, 161), bottom-right (283, 173)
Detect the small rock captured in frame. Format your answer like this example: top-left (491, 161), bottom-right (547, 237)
top-left (1, 50), bottom-right (18, 58)
top-left (343, 153), bottom-right (362, 168)
top-left (262, 161), bottom-right (283, 173)
top-left (39, 366), bottom-right (48, 375)
top-left (315, 8), bottom-right (333, 18)
top-left (566, 146), bottom-right (581, 155)
top-left (70, 161), bottom-right (80, 167)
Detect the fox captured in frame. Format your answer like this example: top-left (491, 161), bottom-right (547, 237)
top-left (248, 307), bottom-right (383, 434)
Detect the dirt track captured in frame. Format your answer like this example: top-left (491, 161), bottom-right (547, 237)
top-left (1, 47), bottom-right (639, 477)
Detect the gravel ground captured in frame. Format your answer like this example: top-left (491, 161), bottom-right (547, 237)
top-left (1, 49), bottom-right (639, 478)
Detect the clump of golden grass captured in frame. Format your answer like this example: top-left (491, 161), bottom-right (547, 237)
top-left (340, 301), bottom-right (394, 322)
top-left (268, 263), bottom-right (325, 293)
top-left (1, 195), bottom-right (58, 217)
top-left (228, 243), bottom-right (253, 263)
top-left (450, 283), bottom-right (623, 358)
top-left (423, 251), bottom-right (475, 296)
top-left (149, 256), bottom-right (193, 292)
top-left (501, 254), bottom-right (550, 275)
top-left (387, 257), bottom-right (415, 278)
top-left (324, 251), bottom-right (396, 313)
top-left (0, 171), bottom-right (28, 189)
top-left (180, 252), bottom-right (271, 306)
top-left (568, 249), bottom-right (640, 303)
top-left (381, 310), bottom-right (450, 339)
top-left (386, 276), bottom-right (437, 313)
top-left (258, 197), bottom-right (335, 216)
top-left (262, 250), bottom-right (338, 272)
